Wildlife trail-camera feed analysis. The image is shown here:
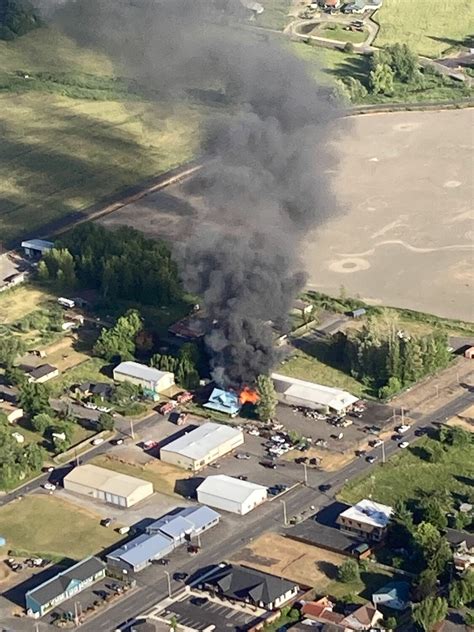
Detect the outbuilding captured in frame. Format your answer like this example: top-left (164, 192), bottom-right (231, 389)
top-left (27, 364), bottom-right (59, 384)
top-left (271, 373), bottom-right (358, 413)
top-left (21, 239), bottom-right (53, 258)
top-left (0, 402), bottom-right (23, 423)
top-left (113, 361), bottom-right (174, 396)
top-left (63, 464), bottom-right (153, 508)
top-left (160, 422), bottom-right (244, 472)
top-left (197, 475), bottom-right (267, 515)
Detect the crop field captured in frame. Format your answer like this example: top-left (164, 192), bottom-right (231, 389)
top-left (0, 28), bottom-right (204, 244)
top-left (373, 0), bottom-right (474, 58)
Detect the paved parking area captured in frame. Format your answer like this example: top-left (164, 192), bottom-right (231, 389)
top-left (164, 595), bottom-right (259, 631)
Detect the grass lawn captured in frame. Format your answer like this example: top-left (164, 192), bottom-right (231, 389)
top-left (48, 357), bottom-right (112, 397)
top-left (315, 23), bottom-right (367, 44)
top-left (373, 0), bottom-right (474, 58)
top-left (0, 28), bottom-right (205, 244)
top-left (326, 563), bottom-right (396, 602)
top-left (0, 495), bottom-right (121, 560)
top-left (254, 0), bottom-right (292, 30)
top-left (339, 437), bottom-right (474, 506)
top-left (0, 285), bottom-right (54, 324)
top-left (279, 347), bottom-right (370, 398)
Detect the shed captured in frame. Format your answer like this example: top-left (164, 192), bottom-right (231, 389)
top-left (113, 361), bottom-right (174, 394)
top-left (0, 402), bottom-right (23, 423)
top-left (197, 475), bottom-right (267, 515)
top-left (349, 308), bottom-right (366, 318)
top-left (27, 364), bottom-right (59, 384)
top-left (63, 464), bottom-right (153, 508)
top-left (21, 239), bottom-right (53, 257)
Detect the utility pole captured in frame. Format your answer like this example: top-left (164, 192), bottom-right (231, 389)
top-left (401, 407), bottom-right (405, 424)
top-left (74, 601), bottom-right (79, 626)
top-left (302, 462), bottom-right (308, 486)
top-left (381, 441), bottom-right (386, 464)
top-left (164, 570), bottom-right (172, 598)
top-left (129, 420), bottom-right (135, 440)
top-left (74, 449), bottom-right (79, 467)
top-left (280, 499), bottom-right (287, 527)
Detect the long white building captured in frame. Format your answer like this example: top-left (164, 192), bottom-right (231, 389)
top-left (271, 373), bottom-right (358, 413)
top-left (197, 475), bottom-right (267, 515)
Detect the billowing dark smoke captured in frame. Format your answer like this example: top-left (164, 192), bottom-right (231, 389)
top-left (40, 0), bottom-right (342, 385)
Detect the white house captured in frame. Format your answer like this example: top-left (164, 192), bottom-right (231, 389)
top-left (197, 475), bottom-right (267, 515)
top-left (113, 361), bottom-right (174, 395)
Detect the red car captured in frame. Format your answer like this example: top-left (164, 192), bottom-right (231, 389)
top-left (177, 391), bottom-right (193, 404)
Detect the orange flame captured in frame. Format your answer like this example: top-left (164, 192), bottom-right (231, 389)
top-left (239, 386), bottom-right (260, 405)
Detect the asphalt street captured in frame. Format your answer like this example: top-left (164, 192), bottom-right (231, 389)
top-left (74, 389), bottom-right (474, 632)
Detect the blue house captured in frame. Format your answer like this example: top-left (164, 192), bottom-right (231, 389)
top-left (372, 581), bottom-right (410, 610)
top-left (26, 556), bottom-right (105, 618)
top-left (203, 388), bottom-right (242, 417)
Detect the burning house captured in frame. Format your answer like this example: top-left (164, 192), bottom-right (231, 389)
top-left (204, 386), bottom-right (260, 417)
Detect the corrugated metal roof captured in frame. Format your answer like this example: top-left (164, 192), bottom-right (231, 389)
top-left (21, 239), bottom-right (54, 251)
top-left (161, 422), bottom-right (243, 461)
top-left (272, 373), bottom-right (358, 412)
top-left (146, 506), bottom-right (220, 538)
top-left (108, 532), bottom-right (174, 568)
top-left (197, 475), bottom-right (267, 504)
top-left (64, 464), bottom-right (153, 498)
top-left (113, 361), bottom-right (173, 384)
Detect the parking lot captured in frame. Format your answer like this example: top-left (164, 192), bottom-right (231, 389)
top-left (162, 593), bottom-right (262, 631)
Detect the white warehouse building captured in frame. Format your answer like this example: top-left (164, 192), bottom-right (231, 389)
top-left (197, 475), bottom-right (268, 515)
top-left (271, 373), bottom-right (358, 414)
top-left (113, 361), bottom-right (174, 395)
top-left (160, 422), bottom-right (244, 472)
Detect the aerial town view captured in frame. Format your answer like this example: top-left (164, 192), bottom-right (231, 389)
top-left (0, 0), bottom-right (473, 631)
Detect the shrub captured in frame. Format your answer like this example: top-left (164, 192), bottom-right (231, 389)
top-left (344, 42), bottom-right (355, 53)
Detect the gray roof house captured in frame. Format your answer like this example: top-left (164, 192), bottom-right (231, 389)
top-left (25, 557), bottom-right (105, 617)
top-left (372, 581), bottom-right (410, 610)
top-left (199, 563), bottom-right (298, 610)
top-left (107, 532), bottom-right (175, 573)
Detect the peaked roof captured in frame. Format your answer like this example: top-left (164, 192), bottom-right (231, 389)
top-left (161, 422), bottom-right (243, 460)
top-left (204, 564), bottom-right (297, 604)
top-left (203, 388), bottom-right (242, 415)
top-left (342, 604), bottom-right (381, 628)
top-left (373, 581), bottom-right (410, 600)
top-left (197, 475), bottom-right (267, 504)
top-left (114, 361), bottom-right (173, 384)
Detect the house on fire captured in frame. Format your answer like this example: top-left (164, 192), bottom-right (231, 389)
top-left (203, 388), bottom-right (242, 417)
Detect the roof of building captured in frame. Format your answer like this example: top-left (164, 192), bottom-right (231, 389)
top-left (108, 532), bottom-right (174, 568)
top-left (293, 299), bottom-right (313, 310)
top-left (114, 361), bottom-right (173, 385)
top-left (78, 381), bottom-right (112, 395)
top-left (342, 604), bottom-right (380, 628)
top-left (289, 517), bottom-right (365, 553)
top-left (338, 499), bottom-right (393, 529)
top-left (168, 315), bottom-right (206, 339)
top-left (197, 475), bottom-right (267, 504)
top-left (26, 557), bottom-right (104, 607)
top-left (373, 581), bottom-right (410, 601)
top-left (445, 529), bottom-right (474, 549)
top-left (204, 563), bottom-right (298, 604)
top-left (64, 464), bottom-right (153, 498)
top-left (28, 364), bottom-right (58, 379)
top-left (146, 506), bottom-right (221, 539)
top-left (302, 597), bottom-right (337, 620)
top-left (203, 388), bottom-right (242, 415)
top-left (0, 384), bottom-right (19, 402)
top-left (21, 239), bottom-right (54, 252)
top-left (161, 422), bottom-right (243, 461)
top-left (271, 373), bottom-right (358, 412)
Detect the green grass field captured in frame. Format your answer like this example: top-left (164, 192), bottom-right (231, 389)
top-left (0, 495), bottom-right (121, 560)
top-left (0, 28), bottom-right (205, 244)
top-left (315, 23), bottom-right (368, 44)
top-left (327, 563), bottom-right (396, 602)
top-left (373, 0), bottom-right (474, 58)
top-left (339, 437), bottom-right (474, 506)
top-left (254, 0), bottom-right (292, 30)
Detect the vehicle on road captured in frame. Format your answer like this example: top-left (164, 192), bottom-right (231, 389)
top-left (318, 484), bottom-right (331, 492)
top-left (92, 437), bottom-right (104, 446)
top-left (366, 455), bottom-right (378, 464)
top-left (174, 572), bottom-right (188, 581)
top-left (398, 441), bottom-right (410, 449)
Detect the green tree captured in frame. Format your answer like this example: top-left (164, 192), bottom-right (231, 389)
top-left (337, 558), bottom-right (360, 583)
top-left (425, 442), bottom-right (445, 464)
top-left (412, 597), bottom-right (448, 632)
top-left (31, 412), bottom-right (55, 434)
top-left (19, 382), bottom-right (51, 417)
top-left (386, 43), bottom-right (418, 82)
top-left (402, 338), bottom-right (424, 384)
top-left (0, 336), bottom-right (26, 368)
top-left (4, 365), bottom-right (27, 387)
top-left (379, 376), bottom-right (402, 399)
top-left (369, 63), bottom-right (394, 95)
top-left (23, 442), bottom-right (46, 472)
top-left (97, 412), bottom-right (114, 432)
top-left (385, 617), bottom-right (397, 630)
top-left (464, 612), bottom-right (474, 627)
top-left (418, 496), bottom-right (448, 530)
top-left (94, 309), bottom-right (143, 361)
top-left (414, 568), bottom-right (438, 601)
top-left (256, 375), bottom-right (277, 422)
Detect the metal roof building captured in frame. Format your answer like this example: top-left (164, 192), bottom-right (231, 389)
top-left (63, 464), bottom-right (154, 508)
top-left (203, 388), bottom-right (242, 417)
top-left (21, 239), bottom-right (54, 257)
top-left (26, 557), bottom-right (105, 618)
top-left (113, 361), bottom-right (174, 395)
top-left (197, 475), bottom-right (267, 515)
top-left (337, 499), bottom-right (393, 542)
top-left (107, 506), bottom-right (220, 572)
top-left (160, 422), bottom-right (244, 472)
top-left (271, 373), bottom-right (358, 413)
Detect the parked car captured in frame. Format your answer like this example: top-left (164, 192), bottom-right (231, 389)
top-left (209, 462), bottom-right (221, 469)
top-left (84, 402), bottom-right (97, 410)
top-left (158, 401), bottom-right (178, 415)
top-left (43, 482), bottom-right (56, 491)
top-left (100, 518), bottom-right (113, 528)
top-left (366, 455), bottom-right (378, 464)
top-left (369, 439), bottom-right (383, 448)
top-left (318, 484), bottom-right (331, 492)
top-left (261, 461), bottom-right (277, 469)
top-left (191, 597), bottom-right (209, 606)
top-left (143, 440), bottom-right (158, 450)
top-left (97, 406), bottom-right (111, 413)
top-left (152, 558), bottom-right (170, 565)
top-left (42, 466), bottom-right (55, 473)
top-left (238, 475), bottom-right (248, 481)
top-left (398, 441), bottom-right (410, 449)
top-left (91, 438), bottom-right (104, 446)
top-left (174, 572), bottom-right (188, 581)
top-left (235, 453), bottom-right (251, 460)
top-left (111, 438), bottom-right (124, 446)
top-left (176, 391), bottom-right (193, 404)
top-left (395, 424), bottom-right (410, 434)
top-left (248, 429), bottom-right (260, 436)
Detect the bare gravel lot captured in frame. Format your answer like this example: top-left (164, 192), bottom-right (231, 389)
top-left (99, 109), bottom-right (474, 321)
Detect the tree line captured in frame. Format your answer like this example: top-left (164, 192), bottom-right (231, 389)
top-left (37, 224), bottom-right (184, 307)
top-left (327, 316), bottom-right (452, 398)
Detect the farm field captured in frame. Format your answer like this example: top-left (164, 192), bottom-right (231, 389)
top-left (0, 28), bottom-right (204, 244)
top-left (373, 0), bottom-right (474, 58)
top-left (0, 495), bottom-right (121, 560)
top-left (339, 434), bottom-right (474, 506)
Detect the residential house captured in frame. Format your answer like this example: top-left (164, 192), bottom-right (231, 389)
top-left (27, 364), bottom-right (59, 384)
top-left (302, 598), bottom-right (384, 631)
top-left (26, 556), bottom-right (105, 617)
top-left (199, 563), bottom-right (298, 610)
top-left (343, 0), bottom-right (382, 13)
top-left (372, 581), bottom-right (410, 610)
top-left (76, 382), bottom-right (113, 400)
top-left (0, 384), bottom-right (19, 404)
top-left (445, 529), bottom-right (474, 572)
top-left (0, 402), bottom-right (23, 423)
top-left (342, 604), bottom-right (384, 630)
top-left (203, 388), bottom-right (242, 417)
top-left (336, 499), bottom-right (393, 541)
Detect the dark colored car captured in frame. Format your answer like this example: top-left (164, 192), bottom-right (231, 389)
top-left (174, 572), bottom-right (189, 581)
top-left (152, 558), bottom-right (170, 565)
top-left (100, 518), bottom-right (113, 528)
top-left (260, 461), bottom-right (277, 469)
top-left (318, 484), bottom-right (331, 492)
top-left (191, 597), bottom-right (209, 606)
top-left (366, 455), bottom-right (377, 464)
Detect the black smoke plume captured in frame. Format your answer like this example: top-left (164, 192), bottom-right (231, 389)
top-left (40, 0), bottom-right (343, 386)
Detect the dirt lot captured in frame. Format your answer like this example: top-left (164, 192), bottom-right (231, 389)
top-left (446, 404), bottom-right (474, 432)
top-left (99, 109), bottom-right (474, 321)
top-left (0, 285), bottom-right (52, 324)
top-left (231, 532), bottom-right (345, 589)
top-left (20, 335), bottom-right (89, 372)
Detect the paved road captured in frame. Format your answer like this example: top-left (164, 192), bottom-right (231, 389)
top-left (74, 390), bottom-right (474, 632)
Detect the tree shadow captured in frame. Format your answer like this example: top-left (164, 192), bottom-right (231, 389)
top-left (454, 475), bottom-right (474, 488)
top-left (409, 445), bottom-right (431, 462)
top-left (359, 571), bottom-right (394, 600)
top-left (317, 560), bottom-right (339, 580)
top-left (324, 53), bottom-right (371, 86)
top-left (428, 34), bottom-right (474, 56)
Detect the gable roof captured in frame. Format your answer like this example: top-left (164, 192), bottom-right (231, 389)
top-left (26, 557), bottom-right (104, 606)
top-left (445, 529), bottom-right (474, 549)
top-left (204, 564), bottom-right (297, 605)
top-left (197, 475), bottom-right (267, 504)
top-left (203, 388), bottom-right (242, 415)
top-left (342, 604), bottom-right (381, 628)
top-left (64, 464), bottom-right (152, 497)
top-left (161, 422), bottom-right (243, 461)
top-left (28, 364), bottom-right (58, 379)
top-left (146, 505), bottom-right (220, 539)
top-left (114, 361), bottom-right (172, 384)
top-left (271, 373), bottom-right (358, 412)
top-left (373, 581), bottom-right (410, 601)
